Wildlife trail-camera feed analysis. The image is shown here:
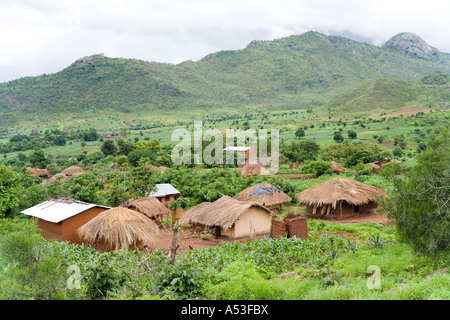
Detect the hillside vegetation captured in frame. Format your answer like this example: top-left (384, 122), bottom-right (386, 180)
top-left (0, 31), bottom-right (449, 127)
top-left (322, 75), bottom-right (449, 116)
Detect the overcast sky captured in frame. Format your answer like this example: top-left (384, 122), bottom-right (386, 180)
top-left (0, 0), bottom-right (449, 83)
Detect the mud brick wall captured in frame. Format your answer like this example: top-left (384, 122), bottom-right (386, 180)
top-left (271, 219), bottom-right (287, 238)
top-left (285, 217), bottom-right (308, 239)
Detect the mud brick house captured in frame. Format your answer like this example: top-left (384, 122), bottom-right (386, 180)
top-left (181, 196), bottom-right (272, 239)
top-left (296, 178), bottom-right (387, 219)
top-left (21, 197), bottom-right (110, 244)
top-left (148, 183), bottom-right (181, 206)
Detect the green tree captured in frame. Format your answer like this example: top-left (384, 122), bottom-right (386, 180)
top-left (295, 127), bottom-right (305, 138)
top-left (62, 173), bottom-right (104, 203)
top-left (28, 149), bottom-right (49, 168)
top-left (106, 166), bottom-right (156, 206)
top-left (347, 130), bottom-right (357, 139)
top-left (17, 153), bottom-right (27, 163)
top-left (282, 140), bottom-right (320, 162)
top-left (333, 132), bottom-right (344, 143)
top-left (302, 160), bottom-right (332, 177)
top-left (392, 147), bottom-right (403, 158)
top-left (0, 219), bottom-right (81, 299)
top-left (100, 140), bottom-right (117, 156)
top-left (0, 164), bottom-right (21, 218)
top-left (116, 138), bottom-right (135, 156)
top-left (81, 128), bottom-right (99, 141)
top-left (381, 128), bottom-right (450, 259)
top-left (127, 148), bottom-right (155, 167)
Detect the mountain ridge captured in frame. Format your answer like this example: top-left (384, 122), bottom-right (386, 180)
top-left (0, 31), bottom-right (449, 127)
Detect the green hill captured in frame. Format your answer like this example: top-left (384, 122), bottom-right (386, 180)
top-left (1, 31), bottom-right (449, 127)
top-left (320, 75), bottom-right (450, 116)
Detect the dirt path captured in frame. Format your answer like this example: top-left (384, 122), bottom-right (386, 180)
top-left (286, 205), bottom-right (391, 225)
top-left (324, 212), bottom-right (391, 225)
top-left (143, 227), bottom-right (237, 252)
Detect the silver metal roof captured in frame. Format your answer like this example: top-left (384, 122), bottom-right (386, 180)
top-left (21, 197), bottom-right (110, 223)
top-left (148, 183), bottom-right (181, 197)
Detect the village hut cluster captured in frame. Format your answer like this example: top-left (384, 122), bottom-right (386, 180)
top-left (21, 161), bottom-right (388, 252)
top-left (21, 184), bottom-right (181, 252)
top-left (180, 182), bottom-right (303, 240)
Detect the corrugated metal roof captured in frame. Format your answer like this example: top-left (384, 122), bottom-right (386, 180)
top-left (148, 183), bottom-right (181, 197)
top-left (21, 197), bottom-right (110, 223)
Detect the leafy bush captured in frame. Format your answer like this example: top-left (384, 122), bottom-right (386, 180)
top-left (381, 129), bottom-right (450, 260)
top-left (0, 219), bottom-right (83, 299)
top-left (301, 160), bottom-right (333, 177)
top-left (85, 252), bottom-right (131, 299)
top-left (152, 257), bottom-right (205, 299)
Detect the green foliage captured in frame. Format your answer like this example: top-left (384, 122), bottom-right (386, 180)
top-left (105, 166), bottom-right (156, 206)
top-left (321, 142), bottom-right (387, 167)
top-left (1, 33), bottom-right (449, 126)
top-left (62, 173), bottom-right (104, 203)
top-left (85, 252), bottom-right (130, 299)
top-left (282, 140), bottom-right (320, 162)
top-left (421, 72), bottom-right (448, 85)
top-left (366, 232), bottom-right (389, 249)
top-left (333, 132), bottom-right (344, 143)
top-left (0, 164), bottom-right (21, 218)
top-left (127, 149), bottom-right (155, 167)
top-left (152, 256), bottom-right (205, 299)
top-left (0, 219), bottom-right (83, 299)
top-left (168, 197), bottom-right (191, 210)
top-left (116, 138), bottom-right (135, 156)
top-left (381, 128), bottom-right (450, 259)
top-left (301, 160), bottom-right (333, 177)
top-left (28, 149), bottom-right (49, 169)
top-left (100, 140), bottom-right (117, 156)
top-left (80, 128), bottom-right (99, 142)
top-left (295, 127), bottom-right (305, 138)
top-left (347, 130), bottom-right (357, 139)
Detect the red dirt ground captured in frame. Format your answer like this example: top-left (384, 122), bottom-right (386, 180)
top-left (322, 212), bottom-right (390, 225)
top-left (143, 211), bottom-right (391, 252)
top-left (143, 227), bottom-right (240, 252)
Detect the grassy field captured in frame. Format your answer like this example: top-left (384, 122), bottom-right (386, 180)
top-left (1, 216), bottom-right (448, 300)
top-left (2, 102), bottom-right (447, 165)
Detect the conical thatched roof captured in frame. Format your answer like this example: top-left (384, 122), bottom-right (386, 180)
top-left (295, 178), bottom-right (388, 209)
top-left (60, 165), bottom-right (86, 176)
top-left (27, 167), bottom-right (52, 179)
top-left (234, 183), bottom-right (292, 207)
top-left (46, 166), bottom-right (86, 184)
top-left (240, 163), bottom-right (271, 178)
top-left (180, 196), bottom-right (271, 230)
top-left (330, 161), bottom-right (345, 174)
top-left (77, 206), bottom-right (160, 251)
top-left (126, 196), bottom-right (170, 218)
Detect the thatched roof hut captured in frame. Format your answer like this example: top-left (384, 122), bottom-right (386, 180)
top-left (61, 166), bottom-right (86, 176)
top-left (180, 196), bottom-right (272, 239)
top-left (240, 163), bottom-right (271, 178)
top-left (296, 178), bottom-right (387, 218)
top-left (144, 163), bottom-right (168, 173)
top-left (180, 202), bottom-right (212, 226)
top-left (47, 166), bottom-right (86, 184)
top-left (234, 183), bottom-right (292, 212)
top-left (77, 206), bottom-right (160, 251)
top-left (330, 161), bottom-right (345, 175)
top-left (126, 196), bottom-right (170, 219)
top-left (27, 167), bottom-right (52, 179)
